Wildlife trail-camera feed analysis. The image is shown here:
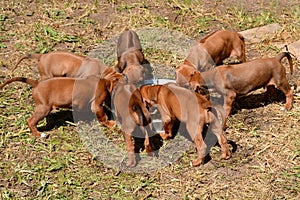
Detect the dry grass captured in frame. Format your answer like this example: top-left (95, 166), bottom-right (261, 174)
top-left (0, 0), bottom-right (299, 199)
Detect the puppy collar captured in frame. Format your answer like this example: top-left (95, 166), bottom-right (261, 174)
top-left (122, 74), bottom-right (129, 83)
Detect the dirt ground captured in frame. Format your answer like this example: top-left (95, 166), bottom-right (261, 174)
top-left (0, 0), bottom-right (299, 199)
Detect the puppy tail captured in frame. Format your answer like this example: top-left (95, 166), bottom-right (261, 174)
top-left (199, 30), bottom-right (217, 43)
top-left (12, 53), bottom-right (42, 71)
top-left (276, 52), bottom-right (293, 75)
top-left (237, 32), bottom-right (245, 42)
top-left (0, 77), bottom-right (38, 90)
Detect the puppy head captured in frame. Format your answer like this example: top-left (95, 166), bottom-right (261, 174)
top-left (189, 71), bottom-right (207, 94)
top-left (123, 64), bottom-right (145, 84)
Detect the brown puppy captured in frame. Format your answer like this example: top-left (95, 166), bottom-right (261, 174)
top-left (190, 52), bottom-right (294, 129)
top-left (75, 57), bottom-right (108, 78)
top-left (113, 79), bottom-right (152, 167)
top-left (0, 76), bottom-right (118, 137)
top-left (115, 29), bottom-right (153, 80)
top-left (176, 60), bottom-right (204, 89)
top-left (115, 29), bottom-right (143, 72)
top-left (13, 51), bottom-right (107, 80)
top-left (115, 47), bottom-right (145, 73)
top-left (140, 84), bottom-right (231, 166)
top-left (176, 30), bottom-right (246, 88)
top-left (188, 30), bottom-right (246, 71)
top-left (116, 29), bottom-right (143, 59)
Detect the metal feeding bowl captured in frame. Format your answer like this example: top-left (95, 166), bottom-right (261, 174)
top-left (143, 77), bottom-right (176, 86)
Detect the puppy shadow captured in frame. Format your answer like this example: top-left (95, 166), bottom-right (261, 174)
top-left (210, 87), bottom-right (286, 115)
top-left (177, 122), bottom-right (237, 164)
top-left (38, 109), bottom-right (75, 132)
top-left (38, 109), bottom-right (104, 132)
top-left (132, 126), bottom-right (164, 162)
top-left (233, 88), bottom-right (286, 113)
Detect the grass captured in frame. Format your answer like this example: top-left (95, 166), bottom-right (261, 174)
top-left (0, 0), bottom-right (300, 199)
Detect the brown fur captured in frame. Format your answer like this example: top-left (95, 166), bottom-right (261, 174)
top-left (115, 47), bottom-right (145, 73)
top-left (176, 30), bottom-right (246, 87)
top-left (176, 60), bottom-right (204, 89)
top-left (140, 84), bottom-right (231, 166)
top-left (196, 30), bottom-right (246, 70)
top-left (113, 81), bottom-right (152, 167)
top-left (115, 29), bottom-right (153, 82)
top-left (122, 64), bottom-right (145, 85)
top-left (116, 29), bottom-right (143, 59)
top-left (75, 57), bottom-right (108, 78)
top-left (191, 52), bottom-right (294, 129)
top-left (1, 76), bottom-right (119, 137)
top-left (13, 51), bottom-right (108, 80)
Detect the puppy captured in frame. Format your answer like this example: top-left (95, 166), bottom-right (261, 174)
top-left (115, 29), bottom-right (153, 80)
top-left (116, 29), bottom-right (143, 60)
top-left (13, 51), bottom-right (107, 80)
top-left (113, 79), bottom-right (152, 167)
top-left (190, 52), bottom-right (294, 129)
top-left (140, 83), bottom-right (231, 166)
top-left (0, 76), bottom-right (118, 137)
top-left (176, 30), bottom-right (246, 88)
top-left (187, 30), bottom-right (246, 71)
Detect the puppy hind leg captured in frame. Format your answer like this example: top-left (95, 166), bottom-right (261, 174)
top-left (143, 126), bottom-right (154, 156)
top-left (188, 124), bottom-right (206, 167)
top-left (122, 131), bottom-right (136, 167)
top-left (284, 89), bottom-right (293, 110)
top-left (223, 91), bottom-right (236, 130)
top-left (93, 104), bottom-right (115, 128)
top-left (160, 120), bottom-right (173, 140)
top-left (27, 105), bottom-right (51, 137)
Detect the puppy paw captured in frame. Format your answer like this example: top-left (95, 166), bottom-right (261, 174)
top-left (40, 132), bottom-right (47, 138)
top-left (125, 153), bottom-right (137, 167)
top-left (283, 105), bottom-right (292, 111)
top-left (221, 152), bottom-right (231, 160)
top-left (191, 158), bottom-right (205, 167)
top-left (107, 120), bottom-right (116, 128)
top-left (159, 132), bottom-right (172, 140)
top-left (102, 120), bottom-right (116, 128)
top-left (126, 160), bottom-right (136, 167)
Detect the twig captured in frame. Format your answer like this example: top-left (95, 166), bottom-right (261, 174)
top-left (140, 193), bottom-right (152, 200)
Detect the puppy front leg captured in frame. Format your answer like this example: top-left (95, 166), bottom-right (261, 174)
top-left (91, 101), bottom-right (115, 128)
top-left (143, 126), bottom-right (154, 156)
top-left (223, 90), bottom-right (236, 130)
top-left (122, 131), bottom-right (136, 167)
top-left (160, 116), bottom-right (173, 140)
top-left (210, 112), bottom-right (231, 160)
